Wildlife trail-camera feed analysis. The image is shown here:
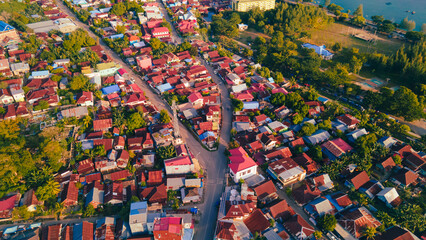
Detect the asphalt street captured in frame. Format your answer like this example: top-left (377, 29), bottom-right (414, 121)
top-left (56, 1), bottom-right (231, 239)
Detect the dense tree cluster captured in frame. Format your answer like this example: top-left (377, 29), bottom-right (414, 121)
top-left (363, 87), bottom-right (425, 121)
top-left (0, 121), bottom-right (64, 199)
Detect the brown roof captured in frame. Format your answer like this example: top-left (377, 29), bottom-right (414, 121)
top-left (140, 184), bottom-right (167, 204)
top-left (292, 183), bottom-right (321, 205)
top-left (253, 180), bottom-right (277, 201)
top-left (45, 224), bottom-right (61, 240)
top-left (380, 157), bottom-right (396, 171)
top-left (336, 114), bottom-right (359, 126)
top-left (243, 209), bottom-right (270, 235)
top-left (332, 192), bottom-right (352, 207)
top-left (215, 221), bottom-right (238, 240)
top-left (404, 152), bottom-right (426, 171)
top-left (393, 168), bottom-right (418, 186)
top-left (269, 199), bottom-right (295, 221)
top-left (338, 207), bottom-right (381, 238)
top-left (93, 119), bottom-right (112, 131)
top-left (283, 215), bottom-right (315, 238)
top-left (349, 171), bottom-right (370, 190)
top-left (21, 189), bottom-right (43, 206)
top-left (375, 226), bottom-right (417, 240)
top-left (147, 170), bottom-right (163, 186)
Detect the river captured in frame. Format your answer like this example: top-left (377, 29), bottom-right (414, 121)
top-left (324, 0), bottom-right (425, 31)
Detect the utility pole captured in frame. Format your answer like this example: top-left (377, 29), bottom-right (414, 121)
top-left (172, 100), bottom-right (180, 138)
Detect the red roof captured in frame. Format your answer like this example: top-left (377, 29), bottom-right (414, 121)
top-left (110, 170), bottom-right (131, 181)
top-left (337, 114), bottom-right (360, 126)
top-left (93, 119), bottom-right (112, 131)
top-left (164, 156), bottom-right (192, 166)
top-left (76, 91), bottom-right (93, 105)
top-left (349, 171), bottom-right (370, 190)
top-left (147, 170), bottom-right (163, 186)
top-left (269, 199), bottom-right (295, 220)
top-left (322, 138), bottom-right (353, 158)
top-left (283, 215), bottom-right (315, 238)
top-left (188, 92), bottom-right (203, 103)
top-left (228, 148), bottom-right (257, 174)
top-left (243, 209), bottom-right (270, 234)
top-left (253, 180), bottom-right (277, 200)
top-left (0, 194), bottom-right (17, 212)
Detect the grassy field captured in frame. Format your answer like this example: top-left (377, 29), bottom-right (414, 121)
top-left (234, 28), bottom-right (271, 45)
top-left (304, 22), bottom-right (403, 55)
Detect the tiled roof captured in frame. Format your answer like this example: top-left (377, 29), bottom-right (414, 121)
top-left (283, 215), bottom-right (315, 238)
top-left (243, 209), bottom-right (270, 235)
top-left (93, 119), bottom-right (112, 131)
top-left (349, 171), bottom-right (370, 190)
top-left (269, 199), bottom-right (295, 220)
top-left (253, 180), bottom-right (277, 200)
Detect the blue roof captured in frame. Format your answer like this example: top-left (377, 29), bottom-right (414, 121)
top-left (243, 101), bottom-right (259, 110)
top-left (3, 226), bottom-right (18, 234)
top-left (31, 70), bottom-right (49, 77)
top-left (199, 131), bottom-right (215, 140)
top-left (73, 222), bottom-right (83, 240)
top-left (110, 34), bottom-right (124, 39)
top-left (325, 194), bottom-right (344, 211)
top-left (0, 21), bottom-right (15, 32)
top-left (302, 43), bottom-right (333, 57)
top-left (85, 188), bottom-right (94, 206)
top-left (317, 96), bottom-right (329, 103)
top-left (102, 84), bottom-right (120, 95)
top-left (268, 77), bottom-right (275, 83)
top-left (157, 83), bottom-right (173, 93)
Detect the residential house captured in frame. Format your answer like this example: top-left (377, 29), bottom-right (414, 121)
top-left (86, 182), bottom-right (104, 209)
top-left (228, 147), bottom-right (258, 183)
top-left (304, 197), bottom-right (335, 218)
top-left (76, 91), bottom-right (94, 106)
top-left (181, 188), bottom-right (201, 204)
top-left (61, 181), bottom-right (79, 207)
top-left (313, 174), bottom-right (334, 192)
top-left (283, 215), bottom-right (315, 240)
top-left (104, 182), bottom-right (123, 205)
top-left (267, 157), bottom-right (306, 186)
top-left (20, 189), bottom-right (43, 212)
top-left (268, 199), bottom-right (295, 221)
top-left (338, 207), bottom-right (381, 239)
top-left (336, 114), bottom-right (360, 130)
top-left (304, 130), bottom-right (330, 145)
top-left (345, 171), bottom-right (370, 190)
top-left (321, 138), bottom-right (353, 160)
top-left (93, 119), bottom-right (113, 132)
top-left (0, 194), bottom-right (19, 219)
top-left (73, 221), bottom-right (94, 240)
top-left (243, 209), bottom-right (270, 235)
top-left (129, 201), bottom-right (148, 235)
top-left (391, 168), bottom-right (418, 188)
top-left (253, 180), bottom-right (278, 203)
top-left (346, 128), bottom-right (368, 142)
top-left (164, 156), bottom-right (194, 175)
top-left (375, 226), bottom-right (420, 240)
top-left (292, 183), bottom-right (321, 205)
top-left (377, 187), bottom-right (402, 208)
top-left (140, 184), bottom-right (167, 204)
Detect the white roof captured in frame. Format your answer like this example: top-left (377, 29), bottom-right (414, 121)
top-left (278, 166), bottom-right (305, 182)
top-left (312, 198), bottom-right (334, 215)
top-left (268, 121), bottom-right (286, 131)
top-left (231, 83), bottom-right (247, 93)
top-left (183, 108), bottom-right (198, 119)
top-left (377, 187), bottom-right (399, 203)
top-left (232, 122), bottom-right (251, 132)
top-left (347, 128), bottom-right (368, 140)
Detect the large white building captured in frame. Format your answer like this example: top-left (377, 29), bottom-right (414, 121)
top-left (129, 201), bottom-right (148, 235)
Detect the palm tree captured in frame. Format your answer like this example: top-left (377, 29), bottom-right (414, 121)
top-left (288, 77), bottom-right (297, 89)
top-left (82, 115), bottom-right (92, 129)
top-left (54, 202), bottom-right (66, 220)
top-left (362, 226), bottom-right (377, 240)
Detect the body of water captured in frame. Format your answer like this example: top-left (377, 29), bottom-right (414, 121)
top-left (327, 0), bottom-right (425, 31)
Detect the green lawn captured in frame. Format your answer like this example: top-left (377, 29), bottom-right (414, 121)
top-left (304, 22), bottom-right (403, 55)
top-left (234, 28), bottom-right (271, 45)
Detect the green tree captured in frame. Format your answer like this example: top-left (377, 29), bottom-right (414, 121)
top-left (41, 141), bottom-right (63, 171)
top-left (270, 92), bottom-right (286, 107)
top-left (150, 38), bottom-right (163, 51)
top-left (392, 155), bottom-right (402, 165)
top-left (36, 179), bottom-right (60, 201)
top-left (157, 144), bottom-right (177, 160)
top-left (159, 109), bottom-right (171, 124)
top-left (318, 214), bottom-right (337, 232)
top-left (69, 75), bottom-right (89, 91)
top-left (298, 122), bottom-right (317, 136)
top-left (314, 231), bottom-right (322, 239)
top-left (83, 204), bottom-right (96, 217)
top-left (362, 226), bottom-right (376, 240)
top-left (292, 114), bottom-right (303, 124)
top-left (116, 25), bottom-right (126, 34)
top-left (34, 100), bottom-right (49, 111)
top-left (12, 206), bottom-right (33, 220)
top-left (353, 4), bottom-right (363, 17)
top-left (405, 31), bottom-right (424, 42)
top-left (332, 42), bottom-right (342, 52)
top-left (371, 15), bottom-right (384, 24)
top-left (127, 112), bottom-right (146, 132)
top-left (110, 2), bottom-right (126, 16)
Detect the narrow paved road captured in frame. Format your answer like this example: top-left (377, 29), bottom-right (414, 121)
top-left (57, 1), bottom-right (231, 239)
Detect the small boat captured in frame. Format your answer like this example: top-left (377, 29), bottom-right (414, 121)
top-left (385, 2), bottom-right (391, 5)
top-left (405, 10), bottom-right (411, 12)
top-left (411, 11), bottom-right (415, 14)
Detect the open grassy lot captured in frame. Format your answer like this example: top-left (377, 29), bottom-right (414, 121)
top-left (303, 22), bottom-right (403, 55)
top-left (234, 28), bottom-right (271, 45)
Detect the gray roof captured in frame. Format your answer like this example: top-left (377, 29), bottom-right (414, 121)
top-left (60, 106), bottom-right (88, 119)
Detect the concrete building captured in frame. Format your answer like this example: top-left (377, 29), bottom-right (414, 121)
top-left (129, 201), bottom-right (148, 235)
top-left (0, 21), bottom-right (20, 45)
top-left (27, 18), bottom-right (78, 34)
top-left (232, 0), bottom-right (275, 12)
